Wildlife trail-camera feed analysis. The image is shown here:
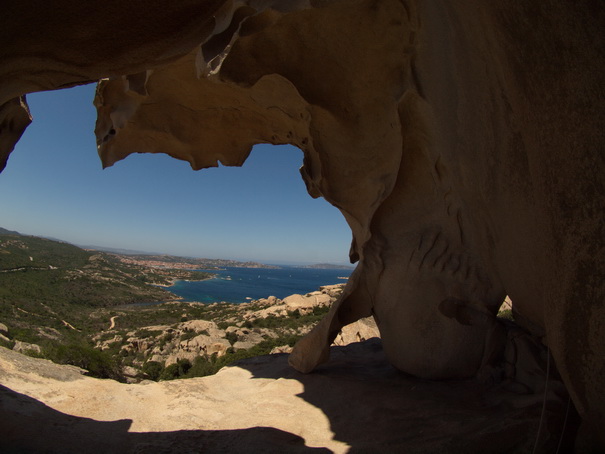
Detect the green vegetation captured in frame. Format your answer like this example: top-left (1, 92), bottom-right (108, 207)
top-left (141, 361), bottom-right (164, 380)
top-left (498, 309), bottom-right (514, 321)
top-left (0, 234), bottom-right (213, 310)
top-left (180, 330), bottom-right (200, 341)
top-left (135, 329), bottom-right (164, 338)
top-left (243, 305), bottom-right (330, 330)
top-left (159, 359), bottom-right (193, 380)
top-left (0, 233), bottom-right (219, 379)
top-left (42, 339), bottom-right (123, 381)
top-left (0, 231), bottom-right (340, 383)
top-left (2, 293), bottom-right (327, 381)
top-left (0, 233), bottom-right (213, 346)
top-left (141, 333), bottom-right (302, 381)
top-left (0, 235), bottom-right (90, 270)
top-left (184, 334), bottom-right (301, 378)
top-left (225, 331), bottom-right (238, 345)
top-left (0, 337), bottom-right (15, 350)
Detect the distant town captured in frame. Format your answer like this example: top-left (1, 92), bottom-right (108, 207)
top-left (108, 254), bottom-right (280, 270)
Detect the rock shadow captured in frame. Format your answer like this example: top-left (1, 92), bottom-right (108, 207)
top-left (0, 385), bottom-right (328, 454)
top-left (234, 338), bottom-right (578, 453)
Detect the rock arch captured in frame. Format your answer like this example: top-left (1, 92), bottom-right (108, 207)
top-left (1, 0), bottom-right (603, 447)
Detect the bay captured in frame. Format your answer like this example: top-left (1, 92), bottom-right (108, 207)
top-left (168, 266), bottom-right (354, 304)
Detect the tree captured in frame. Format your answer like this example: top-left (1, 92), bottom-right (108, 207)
top-left (141, 361), bottom-right (164, 381)
top-left (159, 358), bottom-right (191, 380)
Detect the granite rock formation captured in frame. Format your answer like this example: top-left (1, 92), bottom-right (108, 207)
top-left (0, 0), bottom-right (603, 448)
top-left (90, 285), bottom-right (346, 376)
top-left (0, 342), bottom-right (574, 453)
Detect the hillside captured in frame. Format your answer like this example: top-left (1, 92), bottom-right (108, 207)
top-left (0, 227), bottom-right (21, 235)
top-left (118, 254), bottom-right (280, 270)
top-left (0, 233), bottom-right (213, 346)
top-left (0, 231), bottom-right (360, 383)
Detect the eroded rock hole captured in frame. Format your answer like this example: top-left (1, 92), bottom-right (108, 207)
top-left (0, 88), bottom-right (354, 387)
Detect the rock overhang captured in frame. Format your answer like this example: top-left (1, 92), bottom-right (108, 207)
top-left (0, 0), bottom-right (603, 448)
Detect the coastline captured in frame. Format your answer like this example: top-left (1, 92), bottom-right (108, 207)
top-left (164, 267), bottom-right (354, 305)
top-left (152, 273), bottom-right (218, 288)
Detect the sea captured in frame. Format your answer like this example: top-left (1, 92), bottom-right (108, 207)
top-left (168, 266), bottom-right (354, 304)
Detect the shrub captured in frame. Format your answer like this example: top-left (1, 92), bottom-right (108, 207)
top-left (43, 341), bottom-right (123, 381)
top-left (159, 359), bottom-right (192, 381)
top-left (134, 329), bottom-right (163, 338)
top-left (249, 315), bottom-right (282, 329)
top-left (312, 305), bottom-right (330, 316)
top-left (179, 331), bottom-right (199, 342)
top-left (97, 331), bottom-right (118, 342)
top-left (159, 363), bottom-right (180, 380)
top-left (287, 309), bottom-right (301, 319)
top-left (0, 337), bottom-right (15, 350)
top-left (184, 356), bottom-right (218, 378)
top-left (191, 334), bottom-right (302, 378)
top-left (159, 332), bottom-right (174, 348)
top-left (225, 331), bottom-right (239, 346)
top-left (141, 361), bottom-right (164, 381)
top-left (498, 309), bottom-right (514, 321)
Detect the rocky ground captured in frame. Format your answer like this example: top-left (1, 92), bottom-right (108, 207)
top-left (0, 288), bottom-right (578, 453)
top-left (96, 284), bottom-right (379, 382)
top-left (0, 338), bottom-right (574, 453)
top-left (1, 284), bottom-right (380, 382)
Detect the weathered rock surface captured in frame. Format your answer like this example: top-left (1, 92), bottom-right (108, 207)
top-left (269, 317), bottom-right (380, 355)
top-left (0, 342), bottom-right (575, 453)
top-left (12, 340), bottom-right (41, 355)
top-left (90, 286), bottom-right (346, 376)
top-left (180, 334), bottom-right (231, 357)
top-left (0, 96), bottom-right (30, 172)
top-left (332, 317), bottom-right (379, 347)
top-left (284, 293), bottom-right (332, 311)
top-left (0, 0), bottom-right (603, 448)
top-left (227, 326), bottom-right (266, 350)
top-left (245, 291), bottom-right (334, 320)
top-left (116, 320), bottom-right (231, 366)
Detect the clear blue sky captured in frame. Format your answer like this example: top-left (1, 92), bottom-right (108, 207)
top-left (0, 84), bottom-right (353, 265)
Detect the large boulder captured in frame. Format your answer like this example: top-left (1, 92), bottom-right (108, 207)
top-left (180, 334), bottom-right (231, 358)
top-left (12, 341), bottom-right (41, 355)
top-left (179, 319), bottom-right (225, 339)
top-left (0, 341), bottom-right (574, 453)
top-left (283, 294), bottom-right (331, 311)
top-left (0, 322), bottom-right (9, 336)
top-left (0, 0), bottom-right (603, 447)
top-left (333, 318), bottom-right (379, 347)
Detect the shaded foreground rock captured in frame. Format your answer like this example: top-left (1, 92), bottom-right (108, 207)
top-left (0, 342), bottom-right (575, 453)
top-left (90, 2), bottom-right (604, 442)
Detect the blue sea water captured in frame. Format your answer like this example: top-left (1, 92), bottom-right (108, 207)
top-left (168, 266), bottom-right (354, 304)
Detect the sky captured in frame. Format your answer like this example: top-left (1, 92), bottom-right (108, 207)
top-left (0, 84), bottom-right (353, 265)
